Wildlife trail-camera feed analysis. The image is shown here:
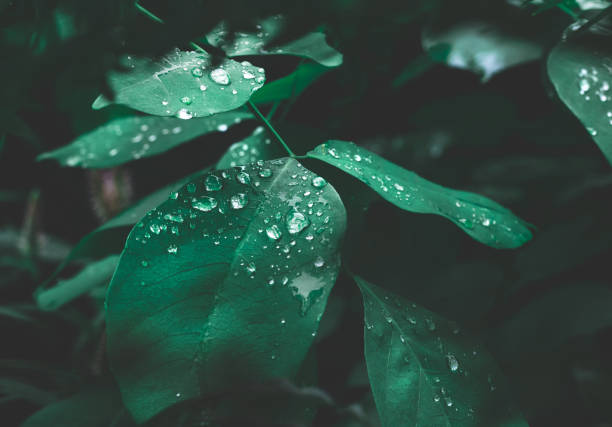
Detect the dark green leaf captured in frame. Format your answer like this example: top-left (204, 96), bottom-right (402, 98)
top-left (0, 378), bottom-right (56, 406)
top-left (93, 50), bottom-right (265, 117)
top-left (105, 158), bottom-right (347, 422)
top-left (423, 21), bottom-right (542, 81)
top-left (251, 61), bottom-right (331, 104)
top-left (206, 16), bottom-right (343, 67)
top-left (355, 276), bottom-right (527, 427)
top-left (547, 32), bottom-right (612, 164)
top-left (38, 111), bottom-right (252, 168)
top-left (307, 140), bottom-right (532, 249)
top-left (216, 126), bottom-right (283, 168)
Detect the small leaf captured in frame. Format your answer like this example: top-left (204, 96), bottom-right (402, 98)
top-left (105, 158), bottom-right (347, 422)
top-left (307, 140), bottom-right (532, 249)
top-left (93, 50), bottom-right (265, 117)
top-left (35, 255), bottom-right (119, 311)
top-left (38, 111), bottom-right (252, 168)
top-left (251, 61), bottom-right (331, 104)
top-left (355, 276), bottom-right (527, 427)
top-left (423, 21), bottom-right (543, 81)
top-left (547, 31), bottom-right (612, 164)
top-left (216, 126), bottom-right (283, 168)
top-left (206, 16), bottom-right (343, 67)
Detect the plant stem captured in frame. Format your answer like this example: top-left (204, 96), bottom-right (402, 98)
top-left (556, 3), bottom-right (579, 19)
top-left (134, 1), bottom-right (296, 157)
top-left (247, 101), bottom-right (295, 157)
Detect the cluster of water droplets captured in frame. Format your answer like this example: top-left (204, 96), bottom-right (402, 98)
top-left (219, 127), bottom-right (274, 168)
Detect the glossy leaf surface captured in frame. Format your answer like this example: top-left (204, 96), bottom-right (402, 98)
top-left (105, 158), bottom-right (346, 422)
top-left (548, 34), bottom-right (612, 164)
top-left (251, 61), bottom-right (330, 104)
top-left (308, 140), bottom-right (532, 249)
top-left (206, 16), bottom-right (342, 67)
top-left (93, 50), bottom-right (265, 117)
top-left (38, 111), bottom-right (251, 168)
top-left (356, 276), bottom-right (527, 427)
top-left (216, 126), bottom-right (283, 168)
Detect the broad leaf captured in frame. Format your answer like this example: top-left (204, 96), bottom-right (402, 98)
top-left (36, 255), bottom-right (119, 311)
top-left (422, 21), bottom-right (542, 81)
top-left (307, 140), bottom-right (532, 249)
top-left (105, 158), bottom-right (347, 422)
top-left (548, 32), bottom-right (612, 164)
top-left (206, 16), bottom-right (343, 67)
top-left (38, 111), bottom-right (252, 168)
top-left (93, 50), bottom-right (265, 117)
top-left (251, 61), bottom-right (331, 104)
top-left (355, 276), bottom-right (527, 427)
top-left (216, 126), bottom-right (283, 168)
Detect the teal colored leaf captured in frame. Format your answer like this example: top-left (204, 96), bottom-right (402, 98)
top-left (576, 0), bottom-right (610, 9)
top-left (216, 126), bottom-right (284, 168)
top-left (35, 255), bottom-right (119, 311)
top-left (355, 276), bottom-right (527, 427)
top-left (38, 111), bottom-right (252, 168)
top-left (251, 61), bottom-right (330, 104)
top-left (547, 33), bottom-right (612, 164)
top-left (307, 140), bottom-right (532, 249)
top-left (105, 158), bottom-right (347, 422)
top-left (93, 50), bottom-right (265, 117)
top-left (206, 16), bottom-right (342, 67)
top-left (20, 384), bottom-right (133, 427)
top-left (422, 21), bottom-right (542, 81)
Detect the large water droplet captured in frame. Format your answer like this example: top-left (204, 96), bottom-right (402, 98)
top-left (314, 256), bottom-right (325, 268)
top-left (236, 171), bottom-right (251, 185)
top-left (266, 224), bottom-right (282, 240)
top-left (311, 176), bottom-right (327, 188)
top-left (205, 175), bottom-right (223, 191)
top-left (191, 67), bottom-right (203, 77)
top-left (446, 354), bottom-right (459, 372)
top-left (192, 196), bottom-right (218, 212)
top-left (230, 193), bottom-right (248, 209)
top-left (210, 68), bottom-right (230, 85)
top-left (259, 168), bottom-right (272, 178)
top-left (177, 108), bottom-right (193, 120)
top-left (286, 210), bottom-right (310, 235)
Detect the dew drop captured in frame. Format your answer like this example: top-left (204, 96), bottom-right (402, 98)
top-left (314, 256), bottom-right (325, 268)
top-left (311, 176), bottom-right (327, 188)
top-left (259, 168), bottom-right (272, 178)
top-left (217, 124), bottom-right (228, 132)
top-left (286, 210), bottom-right (310, 235)
top-left (167, 244), bottom-right (178, 254)
top-left (210, 68), bottom-right (230, 85)
top-left (205, 175), bottom-right (223, 191)
top-left (180, 96), bottom-right (192, 105)
top-left (245, 261), bottom-right (256, 275)
top-left (236, 171), bottom-right (251, 185)
top-left (266, 224), bottom-right (282, 241)
top-left (177, 108), bottom-right (193, 120)
top-left (230, 193), bottom-right (248, 209)
top-left (191, 67), bottom-right (203, 77)
top-left (109, 148), bottom-right (119, 157)
top-left (446, 354), bottom-right (459, 372)
top-left (192, 196), bottom-right (218, 212)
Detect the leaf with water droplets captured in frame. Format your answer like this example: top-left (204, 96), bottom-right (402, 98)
top-left (38, 111), bottom-right (252, 168)
top-left (206, 16), bottom-right (342, 67)
top-left (251, 61), bottom-right (331, 104)
top-left (548, 30), bottom-right (612, 165)
top-left (355, 276), bottom-right (527, 427)
top-left (92, 50), bottom-right (265, 117)
top-left (422, 21), bottom-right (542, 82)
top-left (105, 158), bottom-right (346, 422)
top-left (216, 126), bottom-right (284, 168)
top-left (307, 140), bottom-right (532, 249)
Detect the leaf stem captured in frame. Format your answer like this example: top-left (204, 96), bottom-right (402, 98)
top-left (247, 101), bottom-right (295, 157)
top-left (135, 1), bottom-right (164, 24)
top-left (556, 3), bottom-right (579, 18)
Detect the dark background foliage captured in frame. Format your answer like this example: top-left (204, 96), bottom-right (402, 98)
top-left (2, 0), bottom-right (612, 426)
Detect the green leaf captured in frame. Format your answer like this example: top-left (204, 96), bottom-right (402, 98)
top-left (251, 61), bottom-right (331, 104)
top-left (0, 378), bottom-right (56, 405)
top-left (216, 126), bottom-right (284, 168)
top-left (307, 140), bottom-right (532, 249)
top-left (206, 16), bottom-right (343, 67)
top-left (547, 32), bottom-right (612, 164)
top-left (355, 276), bottom-right (527, 427)
top-left (105, 158), bottom-right (347, 422)
top-left (35, 255), bottom-right (119, 311)
top-left (38, 111), bottom-right (252, 168)
top-left (422, 21), bottom-right (542, 81)
top-left (92, 50), bottom-right (265, 117)
top-left (20, 383), bottom-right (133, 427)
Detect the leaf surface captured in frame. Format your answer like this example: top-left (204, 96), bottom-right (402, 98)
top-left (307, 140), bottom-right (532, 249)
top-left (216, 126), bottom-right (283, 168)
top-left (93, 50), bottom-right (265, 117)
top-left (355, 276), bottom-right (527, 427)
top-left (38, 111), bottom-right (251, 168)
top-left (251, 61), bottom-right (330, 104)
top-left (105, 158), bottom-right (346, 422)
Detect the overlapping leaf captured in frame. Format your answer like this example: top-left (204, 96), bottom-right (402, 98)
top-left (93, 50), bottom-right (265, 117)
top-left (38, 111), bottom-right (251, 168)
top-left (251, 61), bottom-right (331, 104)
top-left (216, 126), bottom-right (283, 168)
top-left (105, 158), bottom-right (346, 422)
top-left (355, 276), bottom-right (527, 427)
top-left (307, 140), bottom-right (532, 249)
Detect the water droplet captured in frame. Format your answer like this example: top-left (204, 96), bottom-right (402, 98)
top-left (231, 89), bottom-right (238, 95)
top-left (245, 261), bottom-right (256, 275)
top-left (210, 68), bottom-right (230, 85)
top-left (167, 244), bottom-right (178, 254)
top-left (242, 70), bottom-right (255, 79)
top-left (446, 354), bottom-right (459, 372)
top-left (311, 176), bottom-right (327, 188)
top-left (444, 396), bottom-right (453, 407)
top-left (205, 175), bottom-right (223, 191)
top-left (286, 210), bottom-right (310, 234)
top-left (425, 318), bottom-right (436, 331)
top-left (177, 108), bottom-right (193, 120)
top-left (192, 196), bottom-right (218, 212)
top-left (236, 171), bottom-right (251, 185)
top-left (180, 96), bottom-right (192, 105)
top-left (141, 260), bottom-right (149, 267)
top-left (314, 256), bottom-right (325, 268)
top-left (280, 318), bottom-right (286, 325)
top-left (191, 67), bottom-right (203, 77)
top-left (109, 148), bottom-right (119, 157)
top-left (433, 395), bottom-right (441, 403)
top-left (482, 218), bottom-right (491, 227)
top-left (394, 183), bottom-right (404, 191)
top-left (200, 84), bottom-right (207, 91)
top-left (217, 124), bottom-right (228, 132)
top-left (187, 183), bottom-right (196, 193)
top-left (266, 224), bottom-right (282, 240)
top-left (164, 213), bottom-right (184, 223)
top-left (150, 223), bottom-right (161, 234)
top-left (230, 193), bottom-right (248, 209)
top-left (259, 168), bottom-right (272, 178)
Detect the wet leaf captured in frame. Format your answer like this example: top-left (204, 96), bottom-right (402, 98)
top-left (38, 111), bottom-right (252, 168)
top-left (105, 158), bottom-right (347, 422)
top-left (355, 276), bottom-right (527, 427)
top-left (35, 255), bottom-right (119, 311)
top-left (216, 126), bottom-right (283, 168)
top-left (207, 16), bottom-right (343, 67)
top-left (423, 21), bottom-right (542, 81)
top-left (93, 50), bottom-right (265, 117)
top-left (548, 32), bottom-right (612, 164)
top-left (307, 140), bottom-right (532, 249)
